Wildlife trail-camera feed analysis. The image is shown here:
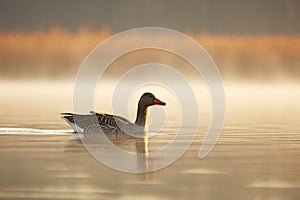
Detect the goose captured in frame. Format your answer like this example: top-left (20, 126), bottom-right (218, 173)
top-left (61, 92), bottom-right (166, 136)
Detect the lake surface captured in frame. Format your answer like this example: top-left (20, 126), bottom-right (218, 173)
top-left (0, 81), bottom-right (300, 199)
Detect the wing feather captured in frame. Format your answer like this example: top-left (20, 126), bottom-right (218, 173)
top-left (61, 112), bottom-right (133, 133)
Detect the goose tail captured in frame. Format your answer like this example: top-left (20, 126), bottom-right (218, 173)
top-left (60, 113), bottom-right (83, 133)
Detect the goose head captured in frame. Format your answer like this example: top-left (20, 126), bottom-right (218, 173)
top-left (138, 92), bottom-right (166, 108)
top-left (135, 92), bottom-right (166, 127)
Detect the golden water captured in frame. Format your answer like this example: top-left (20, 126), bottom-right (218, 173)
top-left (0, 81), bottom-right (300, 199)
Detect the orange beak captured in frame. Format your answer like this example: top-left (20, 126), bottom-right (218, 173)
top-left (154, 98), bottom-right (166, 106)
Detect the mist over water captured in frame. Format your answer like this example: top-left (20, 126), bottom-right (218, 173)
top-left (1, 80), bottom-right (299, 132)
top-left (1, 28), bottom-right (299, 129)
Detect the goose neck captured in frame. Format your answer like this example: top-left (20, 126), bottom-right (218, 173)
top-left (135, 105), bottom-right (148, 127)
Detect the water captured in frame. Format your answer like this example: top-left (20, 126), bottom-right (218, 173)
top-left (1, 81), bottom-right (300, 199)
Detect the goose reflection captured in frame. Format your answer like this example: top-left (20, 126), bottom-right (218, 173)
top-left (135, 133), bottom-right (149, 172)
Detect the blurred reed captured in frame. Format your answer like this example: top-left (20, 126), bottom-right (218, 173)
top-left (0, 27), bottom-right (299, 81)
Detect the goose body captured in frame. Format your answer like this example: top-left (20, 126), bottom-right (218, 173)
top-left (61, 93), bottom-right (166, 136)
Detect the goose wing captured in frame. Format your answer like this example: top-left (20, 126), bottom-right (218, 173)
top-left (61, 112), bottom-right (133, 133)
